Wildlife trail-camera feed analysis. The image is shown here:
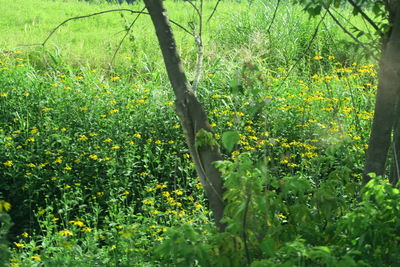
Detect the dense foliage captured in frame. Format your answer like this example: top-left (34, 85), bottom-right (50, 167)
top-left (1, 0), bottom-right (399, 266)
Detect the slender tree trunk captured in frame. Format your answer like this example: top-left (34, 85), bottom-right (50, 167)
top-left (390, 96), bottom-right (400, 185)
top-left (363, 3), bottom-right (400, 184)
top-left (143, 0), bottom-right (225, 230)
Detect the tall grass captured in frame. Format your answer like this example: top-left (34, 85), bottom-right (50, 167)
top-left (1, 0), bottom-right (374, 78)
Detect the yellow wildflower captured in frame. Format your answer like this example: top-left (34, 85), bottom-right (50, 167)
top-left (31, 255), bottom-right (41, 262)
top-left (14, 242), bottom-right (25, 248)
top-left (0, 201), bottom-right (11, 212)
top-left (69, 220), bottom-right (85, 227)
top-left (59, 229), bottom-right (73, 237)
top-left (3, 160), bottom-right (13, 167)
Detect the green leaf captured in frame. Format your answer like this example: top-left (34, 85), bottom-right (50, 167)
top-left (221, 131), bottom-right (240, 152)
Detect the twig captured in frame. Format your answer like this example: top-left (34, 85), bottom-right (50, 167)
top-left (41, 9), bottom-right (149, 46)
top-left (21, 9), bottom-right (192, 47)
top-left (267, 0), bottom-right (281, 33)
top-left (242, 193), bottom-right (251, 265)
top-left (186, 0), bottom-right (201, 18)
top-left (193, 0), bottom-right (204, 92)
top-left (277, 10), bottom-right (328, 89)
top-left (347, 0), bottom-right (383, 37)
top-left (326, 8), bottom-right (379, 61)
top-left (331, 7), bottom-right (365, 38)
top-left (110, 6), bottom-right (146, 67)
top-left (186, 0), bottom-right (204, 92)
top-left (207, 0), bottom-right (221, 23)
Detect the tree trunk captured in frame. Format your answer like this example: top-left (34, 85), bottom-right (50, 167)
top-left (363, 3), bottom-right (400, 184)
top-left (143, 0), bottom-right (225, 231)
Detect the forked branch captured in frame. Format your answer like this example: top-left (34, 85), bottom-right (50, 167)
top-left (29, 9), bottom-right (192, 48)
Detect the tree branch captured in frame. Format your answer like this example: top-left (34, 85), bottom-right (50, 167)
top-left (277, 10), bottom-right (328, 88)
top-left (347, 0), bottom-right (384, 37)
top-left (326, 8), bottom-right (379, 61)
top-left (110, 6), bottom-right (146, 67)
top-left (267, 0), bottom-right (281, 33)
top-left (186, 0), bottom-right (204, 92)
top-left (41, 9), bottom-right (149, 46)
top-left (22, 9), bottom-right (192, 48)
top-left (207, 0), bottom-right (221, 23)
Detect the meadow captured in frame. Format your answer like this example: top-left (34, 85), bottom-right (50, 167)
top-left (1, 0), bottom-right (399, 266)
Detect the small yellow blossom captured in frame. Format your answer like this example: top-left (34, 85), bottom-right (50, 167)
top-left (143, 199), bottom-right (155, 205)
top-left (69, 220), bottom-right (85, 227)
top-left (3, 160), bottom-right (13, 167)
top-left (14, 242), bottom-right (25, 248)
top-left (0, 201), bottom-right (12, 212)
top-left (174, 189), bottom-right (183, 196)
top-left (109, 108), bottom-right (119, 115)
top-left (78, 135), bottom-right (88, 141)
top-left (59, 229), bottom-right (73, 236)
top-left (89, 154), bottom-right (98, 160)
top-left (82, 227), bottom-right (92, 232)
top-left (21, 232), bottom-right (29, 238)
top-left (156, 184), bottom-right (167, 189)
top-left (31, 255), bottom-right (41, 262)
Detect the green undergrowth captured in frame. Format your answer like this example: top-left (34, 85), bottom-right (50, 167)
top-left (1, 45), bottom-right (395, 266)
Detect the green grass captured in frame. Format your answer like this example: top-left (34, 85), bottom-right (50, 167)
top-left (1, 0), bottom-right (395, 266)
top-left (0, 0), bottom-right (373, 77)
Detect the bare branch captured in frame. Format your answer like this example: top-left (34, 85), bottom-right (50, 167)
top-left (207, 0), bottom-right (221, 23)
top-left (110, 6), bottom-right (146, 67)
top-left (326, 8), bottom-right (379, 61)
top-left (331, 7), bottom-right (365, 37)
top-left (192, 0), bottom-right (204, 92)
top-left (186, 0), bottom-right (201, 18)
top-left (41, 9), bottom-right (149, 46)
top-left (278, 10), bottom-right (328, 87)
top-left (267, 0), bottom-right (281, 33)
top-left (22, 9), bottom-right (192, 48)
top-left (347, 0), bottom-right (383, 37)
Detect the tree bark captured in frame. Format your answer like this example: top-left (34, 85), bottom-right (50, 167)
top-left (363, 3), bottom-right (400, 184)
top-left (143, 0), bottom-right (225, 231)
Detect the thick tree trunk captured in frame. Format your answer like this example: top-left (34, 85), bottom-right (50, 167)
top-left (143, 0), bottom-right (225, 230)
top-left (363, 3), bottom-right (400, 184)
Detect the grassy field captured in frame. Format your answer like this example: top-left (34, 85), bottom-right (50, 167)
top-left (2, 0), bottom-right (398, 266)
